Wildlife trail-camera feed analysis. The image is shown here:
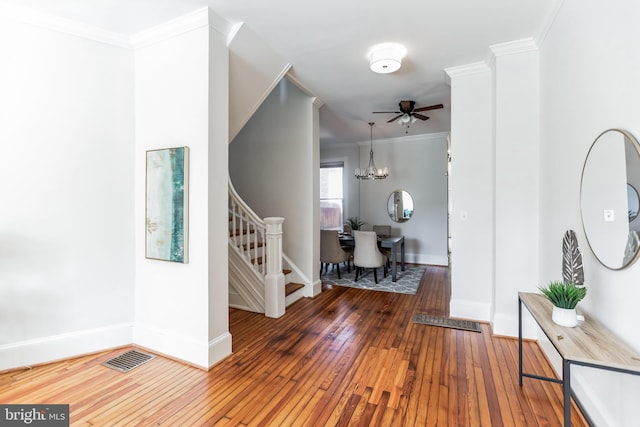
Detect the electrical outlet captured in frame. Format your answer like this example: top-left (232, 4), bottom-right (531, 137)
top-left (603, 209), bottom-right (615, 222)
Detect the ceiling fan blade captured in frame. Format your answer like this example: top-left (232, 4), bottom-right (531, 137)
top-left (413, 113), bottom-right (430, 121)
top-left (414, 103), bottom-right (444, 112)
top-left (387, 114), bottom-right (403, 123)
top-left (373, 111), bottom-right (401, 114)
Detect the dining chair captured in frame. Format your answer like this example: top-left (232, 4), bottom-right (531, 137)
top-left (353, 230), bottom-right (388, 284)
top-left (366, 225), bottom-right (392, 268)
top-left (320, 229), bottom-right (350, 279)
top-left (343, 223), bottom-right (352, 235)
top-left (372, 225), bottom-right (391, 238)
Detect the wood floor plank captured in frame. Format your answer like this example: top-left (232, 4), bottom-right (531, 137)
top-left (0, 264), bottom-right (587, 426)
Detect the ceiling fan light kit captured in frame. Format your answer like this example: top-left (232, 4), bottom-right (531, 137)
top-left (355, 122), bottom-right (389, 180)
top-left (398, 114), bottom-right (416, 125)
top-left (368, 43), bottom-right (407, 74)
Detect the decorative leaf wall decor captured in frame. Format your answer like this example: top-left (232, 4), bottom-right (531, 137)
top-left (562, 230), bottom-right (584, 286)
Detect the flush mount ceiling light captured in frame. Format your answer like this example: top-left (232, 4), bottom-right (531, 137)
top-left (368, 43), bottom-right (407, 74)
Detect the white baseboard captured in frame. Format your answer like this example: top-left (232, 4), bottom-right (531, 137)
top-left (134, 323), bottom-right (231, 369)
top-left (449, 299), bottom-right (491, 321)
top-left (0, 323), bottom-right (230, 373)
top-left (0, 323), bottom-right (133, 372)
top-left (405, 252), bottom-right (448, 266)
top-left (492, 312), bottom-right (540, 338)
top-left (208, 332), bottom-right (232, 368)
top-left (310, 279), bottom-right (322, 297)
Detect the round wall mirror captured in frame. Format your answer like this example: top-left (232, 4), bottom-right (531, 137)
top-left (628, 184), bottom-right (639, 222)
top-left (580, 129), bottom-right (640, 269)
top-left (387, 190), bottom-right (414, 222)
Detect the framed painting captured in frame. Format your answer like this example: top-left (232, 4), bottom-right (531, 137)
top-left (145, 147), bottom-right (189, 263)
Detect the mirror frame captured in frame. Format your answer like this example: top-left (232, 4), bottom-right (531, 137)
top-left (387, 189), bottom-right (414, 222)
top-left (580, 128), bottom-right (640, 270)
top-left (628, 183), bottom-right (639, 222)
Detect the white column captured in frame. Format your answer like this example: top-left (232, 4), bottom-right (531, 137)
top-left (264, 217), bottom-right (285, 318)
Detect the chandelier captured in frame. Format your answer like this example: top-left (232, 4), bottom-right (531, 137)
top-left (355, 122), bottom-right (388, 180)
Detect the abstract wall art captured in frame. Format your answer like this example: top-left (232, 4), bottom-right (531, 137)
top-left (146, 147), bottom-right (189, 263)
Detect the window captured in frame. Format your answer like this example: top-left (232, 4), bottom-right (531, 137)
top-left (320, 162), bottom-right (344, 230)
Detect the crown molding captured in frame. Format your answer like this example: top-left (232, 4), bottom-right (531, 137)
top-left (312, 97), bottom-right (325, 108)
top-left (445, 37), bottom-right (539, 85)
top-left (444, 62), bottom-right (490, 85)
top-left (485, 38), bottom-right (538, 71)
top-left (226, 22), bottom-right (244, 47)
top-left (489, 38), bottom-right (538, 57)
top-left (131, 7), bottom-right (231, 50)
top-left (0, 3), bottom-right (130, 49)
top-left (285, 72), bottom-right (325, 108)
top-left (356, 131), bottom-right (450, 147)
top-left (1, 4), bottom-right (233, 51)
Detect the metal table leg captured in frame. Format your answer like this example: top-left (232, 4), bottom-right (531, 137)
top-left (519, 297), bottom-right (523, 386)
top-left (563, 359), bottom-right (571, 427)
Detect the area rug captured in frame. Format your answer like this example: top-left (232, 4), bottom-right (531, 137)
top-left (413, 313), bottom-right (482, 333)
top-left (322, 266), bottom-right (425, 295)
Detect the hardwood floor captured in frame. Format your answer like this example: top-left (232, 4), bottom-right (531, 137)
top-left (0, 265), bottom-right (586, 426)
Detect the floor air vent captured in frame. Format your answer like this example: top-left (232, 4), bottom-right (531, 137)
top-left (413, 313), bottom-right (482, 333)
top-left (102, 350), bottom-right (155, 373)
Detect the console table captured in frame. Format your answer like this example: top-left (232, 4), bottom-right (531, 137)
top-left (518, 292), bottom-right (640, 426)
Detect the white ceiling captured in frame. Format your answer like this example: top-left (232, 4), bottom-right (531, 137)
top-left (1, 0), bottom-right (562, 145)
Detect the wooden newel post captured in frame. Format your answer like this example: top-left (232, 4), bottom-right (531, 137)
top-left (264, 217), bottom-right (285, 318)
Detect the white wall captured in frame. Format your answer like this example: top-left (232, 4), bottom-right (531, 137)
top-left (538, 0), bottom-right (640, 424)
top-left (230, 78), bottom-right (320, 294)
top-left (207, 23), bottom-right (234, 366)
top-left (448, 12), bottom-right (640, 419)
top-left (321, 132), bottom-right (449, 266)
top-left (447, 44), bottom-right (540, 332)
top-left (0, 17), bottom-right (135, 370)
top-left (228, 23), bottom-right (290, 143)
top-left (492, 43), bottom-right (540, 336)
top-left (0, 5), bottom-right (302, 371)
top-left (134, 11), bottom-right (231, 369)
top-left (446, 64), bottom-right (495, 321)
top-left (358, 133), bottom-right (449, 265)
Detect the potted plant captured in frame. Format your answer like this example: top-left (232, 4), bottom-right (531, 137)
top-left (538, 280), bottom-right (587, 327)
top-left (345, 217), bottom-right (365, 233)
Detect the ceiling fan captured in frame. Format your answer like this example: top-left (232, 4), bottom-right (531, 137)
top-left (373, 100), bottom-right (444, 124)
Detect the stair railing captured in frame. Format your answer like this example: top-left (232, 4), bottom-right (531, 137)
top-left (228, 179), bottom-right (285, 317)
top-left (229, 179), bottom-right (267, 274)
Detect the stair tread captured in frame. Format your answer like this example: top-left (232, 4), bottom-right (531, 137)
top-left (285, 282), bottom-right (305, 296)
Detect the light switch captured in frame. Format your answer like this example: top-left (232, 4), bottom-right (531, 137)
top-left (603, 209), bottom-right (615, 222)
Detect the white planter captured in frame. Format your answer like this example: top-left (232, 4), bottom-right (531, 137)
top-left (552, 306), bottom-right (578, 327)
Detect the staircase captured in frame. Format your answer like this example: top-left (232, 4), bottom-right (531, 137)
top-left (228, 180), bottom-right (306, 318)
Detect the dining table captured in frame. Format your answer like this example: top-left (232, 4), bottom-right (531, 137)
top-left (339, 234), bottom-right (406, 282)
